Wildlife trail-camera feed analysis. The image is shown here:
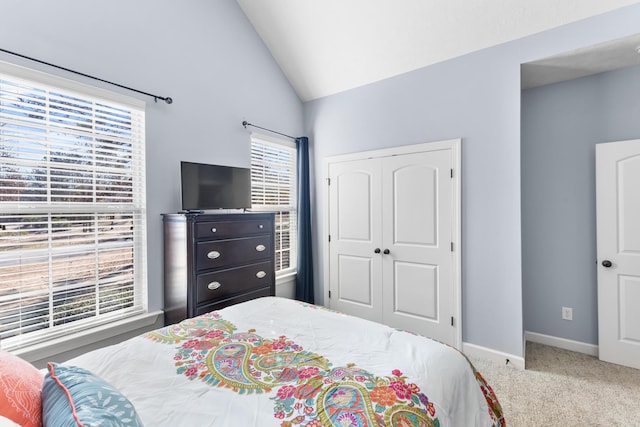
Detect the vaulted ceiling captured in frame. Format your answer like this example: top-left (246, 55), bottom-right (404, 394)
top-left (237, 0), bottom-right (640, 101)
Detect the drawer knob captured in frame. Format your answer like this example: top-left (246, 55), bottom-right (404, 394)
top-left (207, 250), bottom-right (221, 259)
top-left (255, 244), bottom-right (266, 252)
top-left (258, 224), bottom-right (264, 229)
top-left (211, 227), bottom-right (217, 233)
top-left (256, 271), bottom-right (266, 279)
top-left (207, 281), bottom-right (221, 290)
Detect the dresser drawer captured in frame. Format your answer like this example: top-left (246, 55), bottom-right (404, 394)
top-left (196, 235), bottom-right (272, 271)
top-left (195, 261), bottom-right (273, 304)
top-left (194, 286), bottom-right (273, 316)
top-left (196, 219), bottom-right (273, 241)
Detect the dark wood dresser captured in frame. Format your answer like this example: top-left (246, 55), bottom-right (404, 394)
top-left (162, 212), bottom-right (275, 325)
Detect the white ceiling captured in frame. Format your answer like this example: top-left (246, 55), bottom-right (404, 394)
top-left (237, 0), bottom-right (640, 101)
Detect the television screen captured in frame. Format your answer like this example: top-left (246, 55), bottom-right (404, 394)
top-left (180, 161), bottom-right (251, 211)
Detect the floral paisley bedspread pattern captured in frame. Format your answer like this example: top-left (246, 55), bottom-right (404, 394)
top-left (144, 302), bottom-right (503, 427)
top-left (66, 297), bottom-right (504, 426)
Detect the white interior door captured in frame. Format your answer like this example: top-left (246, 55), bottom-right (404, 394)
top-left (328, 158), bottom-right (383, 322)
top-left (381, 150), bottom-right (455, 345)
top-left (596, 139), bottom-right (640, 369)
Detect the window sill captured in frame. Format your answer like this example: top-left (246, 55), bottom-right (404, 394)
top-left (13, 310), bottom-right (163, 367)
top-left (276, 270), bottom-right (297, 283)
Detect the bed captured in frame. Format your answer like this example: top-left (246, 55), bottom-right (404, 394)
top-left (40, 296), bottom-right (502, 427)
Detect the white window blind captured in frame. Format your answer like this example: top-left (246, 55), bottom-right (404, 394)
top-left (0, 62), bottom-right (147, 351)
top-left (250, 134), bottom-right (297, 276)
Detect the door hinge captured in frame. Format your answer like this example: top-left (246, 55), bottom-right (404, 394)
top-left (451, 316), bottom-right (454, 326)
top-left (328, 290), bottom-right (332, 299)
top-left (328, 234), bottom-right (331, 242)
top-left (327, 178), bottom-right (331, 186)
top-left (450, 242), bottom-right (454, 252)
top-left (450, 168), bottom-right (454, 178)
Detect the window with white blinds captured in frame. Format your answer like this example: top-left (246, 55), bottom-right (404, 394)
top-left (250, 134), bottom-right (297, 276)
top-left (0, 62), bottom-right (147, 351)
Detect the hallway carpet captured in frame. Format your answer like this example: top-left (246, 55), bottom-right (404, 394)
top-left (469, 342), bottom-right (640, 426)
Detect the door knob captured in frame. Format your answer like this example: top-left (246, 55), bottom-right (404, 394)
top-left (374, 248), bottom-right (381, 254)
top-left (383, 249), bottom-right (390, 255)
top-left (602, 260), bottom-right (612, 268)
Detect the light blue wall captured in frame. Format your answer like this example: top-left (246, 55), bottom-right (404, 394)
top-left (305, 4), bottom-right (640, 357)
top-left (0, 0), bottom-right (304, 314)
top-left (522, 64), bottom-right (640, 344)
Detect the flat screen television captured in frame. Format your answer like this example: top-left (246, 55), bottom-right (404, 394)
top-left (180, 161), bottom-right (251, 211)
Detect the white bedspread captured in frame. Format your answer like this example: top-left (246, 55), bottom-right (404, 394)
top-left (67, 297), bottom-right (503, 426)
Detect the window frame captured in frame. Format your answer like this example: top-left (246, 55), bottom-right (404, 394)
top-left (0, 61), bottom-right (147, 352)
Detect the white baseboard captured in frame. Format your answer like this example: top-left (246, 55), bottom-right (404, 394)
top-left (462, 342), bottom-right (525, 370)
top-left (524, 331), bottom-right (598, 357)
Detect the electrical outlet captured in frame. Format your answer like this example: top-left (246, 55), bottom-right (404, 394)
top-left (562, 307), bottom-right (573, 321)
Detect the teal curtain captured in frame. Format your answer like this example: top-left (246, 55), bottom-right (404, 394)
top-left (295, 137), bottom-right (314, 304)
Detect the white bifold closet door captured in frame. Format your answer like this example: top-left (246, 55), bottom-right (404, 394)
top-left (326, 140), bottom-right (460, 347)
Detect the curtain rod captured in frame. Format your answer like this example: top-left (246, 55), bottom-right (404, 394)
top-left (0, 47), bottom-right (173, 104)
top-left (242, 120), bottom-right (295, 140)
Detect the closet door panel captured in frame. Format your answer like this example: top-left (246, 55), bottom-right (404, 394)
top-left (337, 255), bottom-right (373, 305)
top-left (393, 163), bottom-right (437, 246)
top-left (393, 261), bottom-right (438, 321)
top-left (382, 150), bottom-right (454, 343)
top-left (328, 159), bottom-right (383, 322)
top-left (336, 171), bottom-right (372, 241)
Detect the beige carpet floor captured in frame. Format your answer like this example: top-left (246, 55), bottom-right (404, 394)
top-left (469, 342), bottom-right (640, 426)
